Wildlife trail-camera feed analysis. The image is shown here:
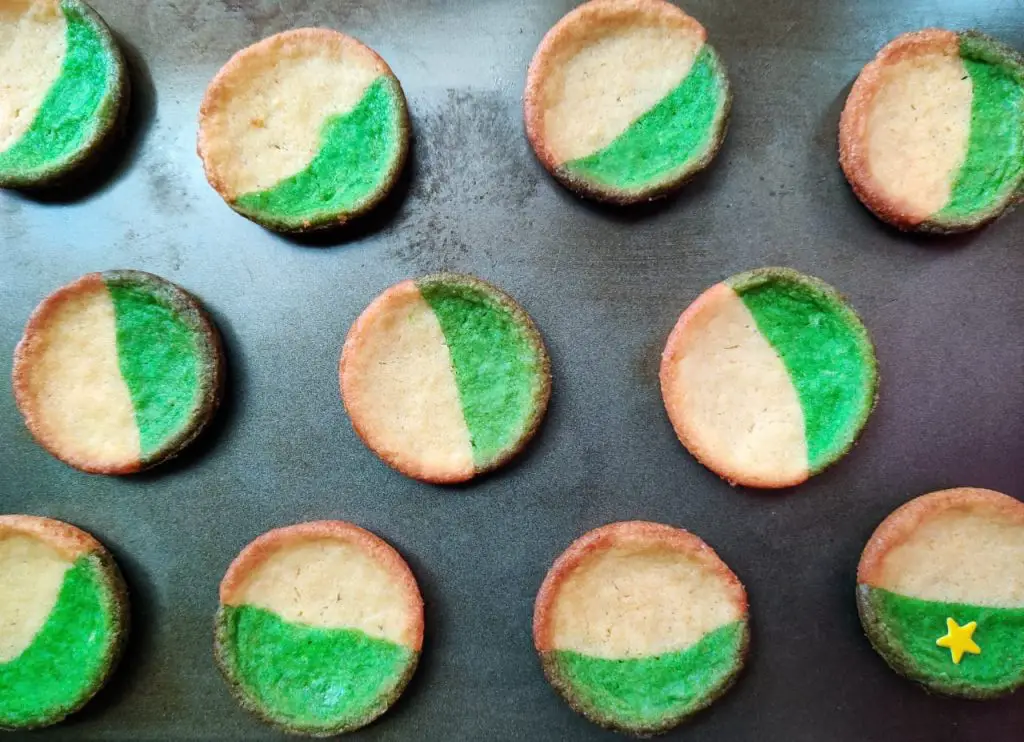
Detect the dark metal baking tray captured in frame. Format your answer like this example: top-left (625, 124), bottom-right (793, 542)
top-left (2, 0), bottom-right (1022, 739)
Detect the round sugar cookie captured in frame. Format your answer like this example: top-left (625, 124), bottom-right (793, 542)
top-left (840, 29), bottom-right (1024, 232)
top-left (12, 270), bottom-right (224, 474)
top-left (340, 273), bottom-right (551, 484)
top-left (215, 521), bottom-right (424, 736)
top-left (198, 28), bottom-right (410, 232)
top-left (0, 0), bottom-right (128, 188)
top-left (857, 488), bottom-right (1024, 698)
top-left (524, 0), bottom-right (731, 204)
top-left (534, 521), bottom-right (749, 734)
top-left (660, 267), bottom-right (878, 489)
top-left (0, 515), bottom-right (128, 730)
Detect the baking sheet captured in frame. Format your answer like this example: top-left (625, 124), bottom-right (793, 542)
top-left (2, 0), bottom-right (1022, 739)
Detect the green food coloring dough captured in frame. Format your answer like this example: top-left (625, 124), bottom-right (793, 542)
top-left (728, 270), bottom-right (876, 473)
top-left (106, 279), bottom-right (201, 459)
top-left (550, 621), bottom-right (745, 729)
top-left (935, 37), bottom-right (1024, 223)
top-left (234, 77), bottom-right (404, 229)
top-left (564, 45), bottom-right (725, 193)
top-left (417, 279), bottom-right (545, 469)
top-left (0, 2), bottom-right (113, 177)
top-left (862, 586), bottom-right (1024, 694)
top-left (0, 556), bottom-right (115, 729)
top-left (219, 605), bottom-right (413, 732)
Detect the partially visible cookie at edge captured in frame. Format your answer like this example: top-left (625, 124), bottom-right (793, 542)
top-left (524, 0), bottom-right (731, 204)
top-left (0, 0), bottom-right (129, 188)
top-left (839, 29), bottom-right (1024, 232)
top-left (0, 515), bottom-right (129, 730)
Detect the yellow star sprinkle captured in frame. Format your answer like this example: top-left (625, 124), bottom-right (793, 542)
top-left (936, 618), bottom-right (981, 664)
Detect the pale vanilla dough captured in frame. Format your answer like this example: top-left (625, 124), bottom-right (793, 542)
top-left (538, 12), bottom-right (704, 163)
top-left (550, 543), bottom-right (742, 659)
top-left (0, 533), bottom-right (73, 662)
top-left (20, 280), bottom-right (141, 468)
top-left (230, 539), bottom-right (418, 647)
top-left (865, 52), bottom-right (972, 219)
top-left (665, 285), bottom-right (808, 485)
top-left (0, 0), bottom-right (68, 154)
top-left (871, 507), bottom-right (1024, 607)
top-left (343, 283), bottom-right (474, 481)
top-left (201, 33), bottom-right (387, 198)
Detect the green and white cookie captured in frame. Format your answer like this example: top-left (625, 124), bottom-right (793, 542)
top-left (215, 521), bottom-right (424, 736)
top-left (660, 268), bottom-right (878, 489)
top-left (0, 515), bottom-right (128, 730)
top-left (0, 0), bottom-right (128, 188)
top-left (840, 29), bottom-right (1024, 232)
top-left (858, 488), bottom-right (1024, 698)
top-left (534, 521), bottom-right (749, 735)
top-left (524, 0), bottom-right (730, 203)
top-left (340, 274), bottom-right (551, 484)
top-left (12, 270), bottom-right (224, 474)
top-left (198, 28), bottom-right (409, 232)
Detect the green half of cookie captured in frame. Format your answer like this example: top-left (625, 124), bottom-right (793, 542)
top-left (198, 29), bottom-right (409, 232)
top-left (526, 0), bottom-right (730, 203)
top-left (541, 621), bottom-right (748, 734)
top-left (0, 518), bottom-right (128, 730)
top-left (216, 605), bottom-right (418, 736)
top-left (661, 267), bottom-right (878, 488)
top-left (12, 270), bottom-right (223, 474)
top-left (0, 0), bottom-right (128, 188)
top-left (858, 586), bottom-right (1024, 697)
top-left (341, 273), bottom-right (551, 483)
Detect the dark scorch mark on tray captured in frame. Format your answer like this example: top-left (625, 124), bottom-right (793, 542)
top-left (388, 89), bottom-right (540, 272)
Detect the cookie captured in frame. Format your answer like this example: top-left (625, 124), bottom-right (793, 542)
top-left (198, 28), bottom-right (410, 232)
top-left (0, 515), bottom-right (128, 730)
top-left (661, 268), bottom-right (877, 489)
top-left (0, 0), bottom-right (128, 188)
top-left (524, 0), bottom-right (731, 204)
top-left (534, 521), bottom-right (748, 735)
top-left (840, 29), bottom-right (1024, 232)
top-left (857, 488), bottom-right (1024, 698)
top-left (12, 270), bottom-right (224, 474)
top-left (215, 521), bottom-right (423, 736)
top-left (340, 273), bottom-right (551, 484)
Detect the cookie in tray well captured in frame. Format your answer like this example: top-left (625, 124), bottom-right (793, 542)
top-left (534, 521), bottom-right (749, 735)
top-left (660, 268), bottom-right (878, 489)
top-left (215, 521), bottom-right (423, 736)
top-left (198, 28), bottom-right (410, 232)
top-left (524, 0), bottom-right (731, 204)
top-left (858, 488), bottom-right (1024, 698)
top-left (840, 29), bottom-right (1024, 232)
top-left (0, 515), bottom-right (128, 730)
top-left (340, 273), bottom-right (551, 484)
top-left (12, 270), bottom-right (224, 474)
top-left (0, 0), bottom-right (128, 188)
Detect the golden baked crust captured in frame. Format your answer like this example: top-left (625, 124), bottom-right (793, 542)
top-left (219, 520), bottom-right (424, 652)
top-left (197, 28), bottom-right (410, 233)
top-left (533, 520), bottom-right (748, 652)
top-left (858, 487), bottom-right (1024, 587)
top-left (839, 29), bottom-right (960, 231)
top-left (11, 271), bottom-right (224, 475)
top-left (0, 514), bottom-right (101, 560)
